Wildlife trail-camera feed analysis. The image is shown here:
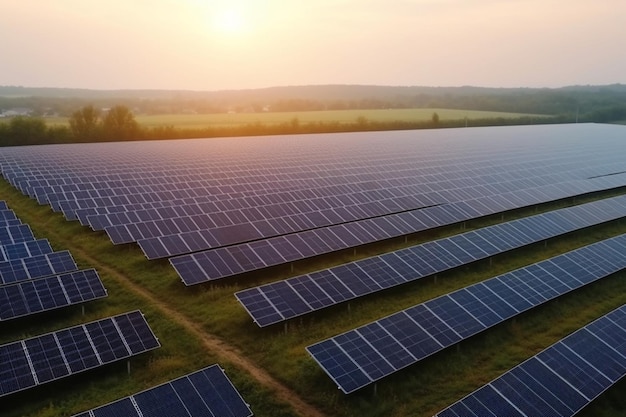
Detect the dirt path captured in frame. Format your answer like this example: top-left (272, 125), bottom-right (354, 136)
top-left (77, 250), bottom-right (327, 417)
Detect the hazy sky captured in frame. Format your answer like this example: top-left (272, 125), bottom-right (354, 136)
top-left (1, 0), bottom-right (624, 90)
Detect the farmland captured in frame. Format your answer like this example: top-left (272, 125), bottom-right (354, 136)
top-left (1, 125), bottom-right (626, 417)
top-left (43, 108), bottom-right (547, 128)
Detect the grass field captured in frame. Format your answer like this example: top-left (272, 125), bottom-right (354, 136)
top-left (42, 108), bottom-right (547, 128)
top-left (1, 180), bottom-right (625, 417)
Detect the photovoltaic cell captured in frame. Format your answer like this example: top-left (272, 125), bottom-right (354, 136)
top-left (0, 269), bottom-right (107, 321)
top-left (0, 239), bottom-right (54, 262)
top-left (72, 364), bottom-right (253, 417)
top-left (0, 310), bottom-right (159, 398)
top-left (237, 194), bottom-right (626, 326)
top-left (0, 251), bottom-right (78, 285)
top-left (307, 234), bottom-right (626, 393)
top-left (434, 304), bottom-right (626, 417)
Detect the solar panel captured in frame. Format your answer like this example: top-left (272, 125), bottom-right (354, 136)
top-left (0, 224), bottom-right (35, 246)
top-left (0, 209), bottom-right (18, 224)
top-left (0, 310), bottom-right (160, 398)
top-left (172, 175), bottom-right (625, 283)
top-left (2, 124), bottom-right (626, 286)
top-left (72, 364), bottom-right (253, 417)
top-left (0, 269), bottom-right (107, 322)
top-left (0, 250), bottom-right (78, 285)
top-left (0, 238), bottom-right (54, 262)
top-left (237, 194), bottom-right (626, 326)
top-left (434, 304), bottom-right (626, 417)
top-left (306, 234), bottom-right (626, 393)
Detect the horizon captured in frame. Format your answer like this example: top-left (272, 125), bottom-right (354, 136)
top-left (1, 1), bottom-right (625, 91)
top-left (2, 82), bottom-right (625, 95)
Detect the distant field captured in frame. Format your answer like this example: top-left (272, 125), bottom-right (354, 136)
top-left (43, 108), bottom-right (546, 128)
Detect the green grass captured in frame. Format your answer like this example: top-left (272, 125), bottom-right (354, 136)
top-left (1, 180), bottom-right (625, 417)
top-left (42, 108), bottom-right (547, 129)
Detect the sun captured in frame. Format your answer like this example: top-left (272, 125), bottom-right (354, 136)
top-left (212, 8), bottom-right (247, 35)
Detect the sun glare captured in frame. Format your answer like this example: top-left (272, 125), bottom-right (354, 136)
top-left (212, 8), bottom-right (247, 35)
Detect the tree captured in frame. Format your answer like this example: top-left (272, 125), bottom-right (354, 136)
top-left (5, 117), bottom-right (47, 145)
top-left (69, 105), bottom-right (101, 141)
top-left (431, 112), bottom-right (440, 125)
top-left (102, 105), bottom-right (139, 140)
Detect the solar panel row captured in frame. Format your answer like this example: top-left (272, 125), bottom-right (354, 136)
top-left (114, 166), bottom-right (626, 257)
top-left (0, 250), bottom-right (77, 285)
top-left (0, 310), bottom-right (160, 398)
top-left (0, 219), bottom-right (22, 228)
top-left (236, 193), bottom-right (626, 326)
top-left (0, 269), bottom-right (107, 322)
top-left (10, 134), bottom-right (592, 213)
top-left (435, 304), bottom-right (626, 417)
top-left (2, 126), bottom-right (626, 290)
top-left (306, 234), bottom-right (626, 393)
top-left (0, 239), bottom-right (53, 262)
top-left (0, 203), bottom-right (108, 324)
top-left (0, 224), bottom-right (35, 245)
top-left (173, 173), bottom-right (626, 286)
top-left (72, 364), bottom-right (253, 417)
top-left (0, 209), bottom-right (18, 223)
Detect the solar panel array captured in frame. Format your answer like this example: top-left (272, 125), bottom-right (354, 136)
top-left (0, 310), bottom-right (160, 398)
top-left (0, 239), bottom-right (54, 262)
top-left (167, 177), bottom-right (626, 284)
top-left (72, 364), bottom-right (253, 417)
top-left (0, 269), bottom-right (107, 322)
top-left (435, 304), bottom-right (626, 417)
top-left (306, 233), bottom-right (626, 393)
top-left (0, 224), bottom-right (35, 245)
top-left (0, 201), bottom-right (107, 322)
top-left (2, 125), bottom-right (626, 286)
top-left (236, 194), bottom-right (626, 326)
top-left (0, 250), bottom-right (77, 285)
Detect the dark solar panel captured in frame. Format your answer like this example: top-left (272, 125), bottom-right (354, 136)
top-left (2, 124), bottom-right (626, 287)
top-left (0, 239), bottom-right (54, 262)
top-left (306, 234), bottom-right (626, 393)
top-left (0, 269), bottom-right (107, 321)
top-left (237, 194), bottom-right (626, 326)
top-left (0, 250), bottom-right (78, 285)
top-left (0, 310), bottom-right (159, 398)
top-left (0, 224), bottom-right (35, 246)
top-left (72, 364), bottom-right (253, 417)
top-left (434, 304), bottom-right (626, 417)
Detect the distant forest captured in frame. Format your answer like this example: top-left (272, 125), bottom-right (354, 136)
top-left (2, 84), bottom-right (626, 122)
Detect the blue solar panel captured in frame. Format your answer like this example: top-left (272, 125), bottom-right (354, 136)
top-left (184, 188), bottom-right (626, 285)
top-left (237, 194), bottom-right (626, 326)
top-left (72, 364), bottom-right (253, 417)
top-left (434, 304), bottom-right (626, 417)
top-left (0, 239), bottom-right (54, 262)
top-left (307, 234), bottom-right (626, 393)
top-left (0, 250), bottom-right (77, 285)
top-left (0, 224), bottom-right (35, 245)
top-left (0, 269), bottom-right (107, 322)
top-left (0, 310), bottom-right (159, 398)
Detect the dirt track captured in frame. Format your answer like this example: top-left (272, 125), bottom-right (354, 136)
top-left (77, 249), bottom-right (327, 417)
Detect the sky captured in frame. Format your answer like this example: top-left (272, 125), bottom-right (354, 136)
top-left (1, 0), bottom-right (624, 91)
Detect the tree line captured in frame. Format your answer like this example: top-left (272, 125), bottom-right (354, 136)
top-left (0, 105), bottom-right (139, 146)
top-left (2, 84), bottom-right (626, 118)
top-left (0, 104), bottom-right (581, 147)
